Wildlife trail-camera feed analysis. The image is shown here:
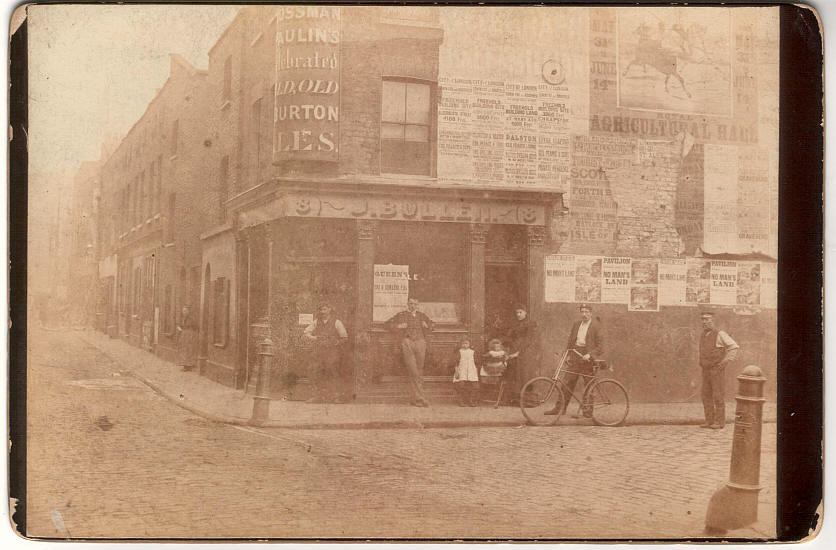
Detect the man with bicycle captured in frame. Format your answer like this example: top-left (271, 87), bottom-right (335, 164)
top-left (545, 303), bottom-right (604, 416)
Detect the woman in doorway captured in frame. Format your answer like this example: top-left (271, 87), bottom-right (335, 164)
top-left (505, 303), bottom-right (539, 404)
top-left (177, 305), bottom-right (199, 372)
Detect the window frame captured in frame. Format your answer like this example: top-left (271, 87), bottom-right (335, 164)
top-left (379, 77), bottom-right (436, 177)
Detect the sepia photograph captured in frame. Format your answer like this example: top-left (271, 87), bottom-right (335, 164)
top-left (8, 2), bottom-right (823, 542)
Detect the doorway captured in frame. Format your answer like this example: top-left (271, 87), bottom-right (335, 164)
top-left (485, 264), bottom-right (526, 343)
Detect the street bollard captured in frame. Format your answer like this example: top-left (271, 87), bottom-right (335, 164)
top-left (249, 337), bottom-right (275, 426)
top-left (705, 365), bottom-right (767, 535)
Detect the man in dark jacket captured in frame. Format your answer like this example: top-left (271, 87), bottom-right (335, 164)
top-left (302, 303), bottom-right (348, 403)
top-left (385, 297), bottom-right (434, 407)
top-left (546, 303), bottom-right (604, 416)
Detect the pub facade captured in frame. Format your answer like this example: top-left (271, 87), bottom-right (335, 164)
top-left (84, 6), bottom-right (779, 404)
top-left (195, 6), bottom-right (563, 400)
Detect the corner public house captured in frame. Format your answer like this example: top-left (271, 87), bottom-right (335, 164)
top-left (91, 7), bottom-right (560, 402)
top-left (82, 6), bottom-right (777, 404)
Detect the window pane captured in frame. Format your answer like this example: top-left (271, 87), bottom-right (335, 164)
top-left (381, 123), bottom-right (405, 140)
top-left (405, 83), bottom-right (430, 124)
top-left (381, 80), bottom-right (406, 122)
top-left (404, 124), bottom-right (429, 142)
top-left (381, 140), bottom-right (430, 176)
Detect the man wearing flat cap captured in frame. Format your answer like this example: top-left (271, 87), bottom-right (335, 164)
top-left (302, 302), bottom-right (349, 403)
top-left (547, 303), bottom-right (603, 416)
top-left (698, 311), bottom-right (739, 429)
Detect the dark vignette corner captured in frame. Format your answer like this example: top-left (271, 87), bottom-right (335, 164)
top-left (9, 5), bottom-right (28, 539)
top-left (777, 2), bottom-right (823, 543)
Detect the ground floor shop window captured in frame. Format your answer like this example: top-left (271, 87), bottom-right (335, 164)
top-left (373, 222), bottom-right (467, 326)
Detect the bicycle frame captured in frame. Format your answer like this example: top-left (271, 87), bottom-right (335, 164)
top-left (549, 349), bottom-right (600, 410)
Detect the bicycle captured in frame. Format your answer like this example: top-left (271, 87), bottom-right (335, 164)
top-left (519, 349), bottom-right (630, 427)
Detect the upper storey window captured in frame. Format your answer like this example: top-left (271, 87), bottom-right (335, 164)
top-left (381, 79), bottom-right (432, 176)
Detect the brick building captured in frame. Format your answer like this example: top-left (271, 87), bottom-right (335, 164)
top-left (80, 6), bottom-right (778, 404)
top-left (97, 53), bottom-right (210, 355)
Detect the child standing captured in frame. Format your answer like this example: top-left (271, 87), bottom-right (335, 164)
top-left (451, 338), bottom-right (480, 407)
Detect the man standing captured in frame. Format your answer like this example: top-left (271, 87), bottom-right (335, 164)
top-left (386, 297), bottom-right (434, 407)
top-left (302, 303), bottom-right (349, 403)
top-left (546, 303), bottom-right (603, 416)
top-left (699, 311), bottom-right (739, 429)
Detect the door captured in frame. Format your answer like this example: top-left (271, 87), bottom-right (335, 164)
top-left (485, 264), bottom-right (526, 343)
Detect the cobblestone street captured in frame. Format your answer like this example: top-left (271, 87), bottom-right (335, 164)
top-left (24, 329), bottom-right (776, 540)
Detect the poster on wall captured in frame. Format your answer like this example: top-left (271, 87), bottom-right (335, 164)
top-left (574, 255), bottom-right (602, 303)
top-left (545, 255), bottom-right (576, 303)
top-left (601, 257), bottom-right (631, 304)
top-left (658, 258), bottom-right (688, 306)
top-left (760, 262), bottom-right (777, 309)
top-left (629, 287), bottom-right (659, 312)
top-left (372, 264), bottom-right (409, 322)
top-left (436, 77), bottom-right (571, 192)
top-left (709, 260), bottom-right (737, 306)
top-left (628, 259), bottom-right (659, 311)
top-left (686, 258), bottom-right (711, 304)
top-left (736, 261), bottom-right (761, 305)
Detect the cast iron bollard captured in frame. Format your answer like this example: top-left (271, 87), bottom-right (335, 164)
top-left (249, 337), bottom-right (275, 426)
top-left (705, 365), bottom-right (767, 535)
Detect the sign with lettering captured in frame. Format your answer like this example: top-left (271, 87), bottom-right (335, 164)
top-left (281, 193), bottom-right (546, 226)
top-left (709, 260), bottom-right (738, 306)
top-left (601, 257), bottom-right (631, 304)
top-left (274, 6), bottom-right (341, 162)
top-left (658, 258), bottom-right (687, 306)
top-left (544, 255), bottom-right (576, 303)
top-left (373, 264), bottom-right (409, 322)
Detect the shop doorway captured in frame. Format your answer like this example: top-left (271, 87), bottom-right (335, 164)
top-left (485, 264), bottom-right (526, 343)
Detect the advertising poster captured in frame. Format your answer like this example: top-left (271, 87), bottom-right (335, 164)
top-left (628, 259), bottom-right (659, 311)
top-left (567, 134), bottom-right (631, 251)
top-left (658, 258), bottom-right (688, 306)
top-left (736, 261), bottom-right (761, 305)
top-left (574, 255), bottom-right (603, 303)
top-left (760, 262), bottom-right (777, 309)
top-left (436, 77), bottom-right (571, 192)
top-left (709, 260), bottom-right (738, 306)
top-left (601, 257), bottom-right (631, 304)
top-left (372, 264), bottom-right (409, 322)
top-left (703, 144), bottom-right (739, 253)
top-left (545, 254), bottom-right (576, 303)
top-left (629, 286), bottom-right (659, 312)
top-left (686, 258), bottom-right (711, 304)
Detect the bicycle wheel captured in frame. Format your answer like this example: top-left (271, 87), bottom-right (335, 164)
top-left (519, 377), bottom-right (565, 426)
top-left (586, 379), bottom-right (629, 427)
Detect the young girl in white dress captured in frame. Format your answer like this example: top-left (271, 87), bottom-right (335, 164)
top-left (451, 338), bottom-right (480, 407)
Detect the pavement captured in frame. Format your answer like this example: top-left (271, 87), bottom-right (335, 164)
top-left (75, 328), bottom-right (778, 431)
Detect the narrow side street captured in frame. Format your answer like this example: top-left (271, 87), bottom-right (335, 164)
top-left (25, 328), bottom-right (776, 540)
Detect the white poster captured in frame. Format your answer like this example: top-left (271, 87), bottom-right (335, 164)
top-left (373, 264), bottom-right (409, 322)
top-left (703, 144), bottom-right (739, 254)
top-left (601, 257), bottom-right (631, 304)
top-left (709, 260), bottom-right (738, 306)
top-left (658, 258), bottom-right (688, 306)
top-left (760, 262), bottom-right (777, 309)
top-left (545, 255), bottom-right (576, 303)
